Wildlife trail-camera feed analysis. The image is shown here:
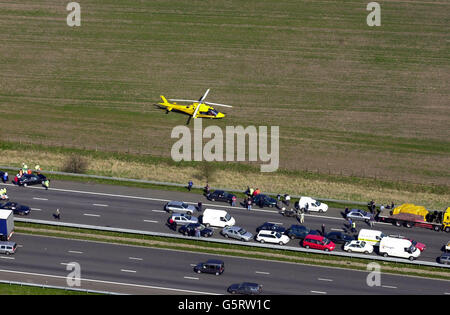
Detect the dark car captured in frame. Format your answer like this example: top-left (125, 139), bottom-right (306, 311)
top-left (326, 231), bottom-right (355, 244)
top-left (179, 223), bottom-right (213, 237)
top-left (285, 225), bottom-right (310, 239)
top-left (227, 282), bottom-right (262, 295)
top-left (194, 259), bottom-right (225, 275)
top-left (252, 194), bottom-right (277, 208)
top-left (256, 222), bottom-right (286, 234)
top-left (0, 202), bottom-right (31, 216)
top-left (207, 190), bottom-right (236, 204)
top-left (439, 253), bottom-right (450, 265)
top-left (12, 174), bottom-right (47, 187)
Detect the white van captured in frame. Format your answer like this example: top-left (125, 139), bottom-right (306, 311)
top-left (379, 237), bottom-right (421, 261)
top-left (298, 197), bottom-right (328, 213)
top-left (201, 209), bottom-right (235, 228)
top-left (357, 229), bottom-right (386, 246)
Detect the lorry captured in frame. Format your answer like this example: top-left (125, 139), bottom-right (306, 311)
top-left (0, 210), bottom-right (14, 241)
top-left (379, 236), bottom-right (421, 261)
top-left (378, 204), bottom-right (450, 232)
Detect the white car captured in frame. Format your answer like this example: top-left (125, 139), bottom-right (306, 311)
top-left (344, 240), bottom-right (374, 254)
top-left (255, 230), bottom-right (290, 245)
top-left (297, 197), bottom-right (328, 213)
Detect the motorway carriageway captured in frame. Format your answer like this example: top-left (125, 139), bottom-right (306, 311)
top-left (2, 180), bottom-right (450, 264)
top-left (1, 233), bottom-right (449, 295)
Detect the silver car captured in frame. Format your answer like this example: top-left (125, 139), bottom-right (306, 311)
top-left (0, 241), bottom-right (16, 255)
top-left (169, 213), bottom-right (198, 226)
top-left (221, 226), bottom-right (253, 242)
top-left (164, 201), bottom-right (197, 215)
top-left (346, 209), bottom-right (373, 222)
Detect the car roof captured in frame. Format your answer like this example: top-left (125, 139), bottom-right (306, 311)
top-left (205, 259), bottom-right (224, 264)
top-left (305, 234), bottom-right (324, 240)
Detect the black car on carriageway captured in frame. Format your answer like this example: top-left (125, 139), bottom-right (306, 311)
top-left (206, 190), bottom-right (236, 204)
top-left (252, 194), bottom-right (277, 208)
top-left (12, 174), bottom-right (47, 187)
top-left (256, 222), bottom-right (286, 234)
top-left (0, 202), bottom-right (31, 216)
top-left (178, 223), bottom-right (214, 237)
top-left (325, 231), bottom-right (355, 244)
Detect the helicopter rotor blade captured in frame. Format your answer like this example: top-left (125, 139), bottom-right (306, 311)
top-left (203, 101), bottom-right (233, 108)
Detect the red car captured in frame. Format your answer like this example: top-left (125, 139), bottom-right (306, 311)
top-left (408, 239), bottom-right (426, 251)
top-left (302, 234), bottom-right (336, 252)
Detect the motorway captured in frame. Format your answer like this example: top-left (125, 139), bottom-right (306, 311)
top-left (2, 180), bottom-right (450, 264)
top-left (1, 233), bottom-right (449, 295)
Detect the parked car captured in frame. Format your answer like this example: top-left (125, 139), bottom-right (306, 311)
top-left (285, 225), bottom-right (310, 240)
top-left (168, 213), bottom-right (198, 226)
top-left (302, 235), bottom-right (335, 252)
top-left (256, 222), bottom-right (286, 234)
top-left (221, 226), bottom-right (253, 242)
top-left (346, 209), bottom-right (374, 222)
top-left (178, 223), bottom-right (213, 237)
top-left (0, 202), bottom-right (31, 216)
top-left (252, 194), bottom-right (277, 208)
top-left (0, 241), bottom-right (16, 255)
top-left (379, 237), bottom-right (420, 261)
top-left (207, 190), bottom-right (236, 204)
top-left (12, 173), bottom-right (47, 187)
top-left (343, 240), bottom-right (374, 254)
top-left (194, 259), bottom-right (225, 275)
top-left (439, 253), bottom-right (450, 265)
top-left (255, 230), bottom-right (290, 245)
top-left (164, 201), bottom-right (198, 215)
top-left (227, 282), bottom-right (262, 295)
top-left (326, 231), bottom-right (355, 244)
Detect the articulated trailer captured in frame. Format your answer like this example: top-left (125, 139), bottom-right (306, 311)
top-left (378, 204), bottom-right (450, 232)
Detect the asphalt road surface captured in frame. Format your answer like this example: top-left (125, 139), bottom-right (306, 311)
top-left (1, 234), bottom-right (449, 295)
top-left (2, 180), bottom-right (450, 264)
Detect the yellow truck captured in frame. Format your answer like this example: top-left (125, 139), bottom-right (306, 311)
top-left (378, 204), bottom-right (450, 232)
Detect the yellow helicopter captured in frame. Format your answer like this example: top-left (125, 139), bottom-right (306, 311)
top-left (157, 89), bottom-right (232, 124)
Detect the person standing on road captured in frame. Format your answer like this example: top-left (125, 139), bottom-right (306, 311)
top-left (197, 202), bottom-right (203, 212)
top-left (54, 208), bottom-right (61, 220)
top-left (299, 211), bottom-right (305, 224)
top-left (369, 216), bottom-right (375, 228)
top-left (321, 223), bottom-right (325, 236)
top-left (231, 195), bottom-right (236, 207)
top-left (247, 198), bottom-right (252, 211)
top-left (43, 179), bottom-right (50, 190)
top-left (351, 220), bottom-right (357, 234)
top-left (187, 180), bottom-right (193, 191)
top-left (2, 172), bottom-right (8, 183)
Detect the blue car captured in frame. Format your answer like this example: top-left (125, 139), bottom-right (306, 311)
top-left (0, 202), bottom-right (31, 216)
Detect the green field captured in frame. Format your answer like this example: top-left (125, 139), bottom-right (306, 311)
top-left (0, 0), bottom-right (449, 187)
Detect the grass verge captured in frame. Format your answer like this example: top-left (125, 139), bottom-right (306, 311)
top-left (0, 283), bottom-right (98, 295)
top-left (15, 223), bottom-right (450, 281)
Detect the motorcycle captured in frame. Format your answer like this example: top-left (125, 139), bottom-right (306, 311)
top-left (279, 207), bottom-right (298, 217)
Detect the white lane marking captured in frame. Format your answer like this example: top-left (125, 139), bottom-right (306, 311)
top-left (330, 228), bottom-right (344, 231)
top-left (152, 210), bottom-right (165, 213)
top-left (128, 257), bottom-right (143, 261)
top-left (120, 269), bottom-right (137, 273)
top-left (33, 197), bottom-right (48, 201)
top-left (190, 264), bottom-right (197, 267)
top-left (83, 213), bottom-right (100, 217)
top-left (92, 204), bottom-right (108, 207)
top-left (382, 285), bottom-right (397, 289)
top-left (0, 268), bottom-right (220, 295)
top-left (68, 250), bottom-right (83, 254)
top-left (310, 290), bottom-right (327, 294)
top-left (267, 222), bottom-right (283, 225)
top-left (318, 278), bottom-right (333, 282)
top-left (0, 256), bottom-right (15, 260)
top-left (143, 220), bottom-right (158, 223)
top-left (255, 271), bottom-right (270, 275)
top-left (184, 276), bottom-right (199, 280)
top-left (31, 208), bottom-right (42, 211)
